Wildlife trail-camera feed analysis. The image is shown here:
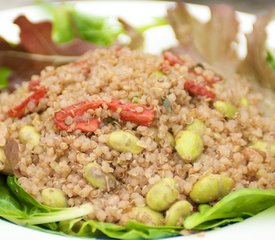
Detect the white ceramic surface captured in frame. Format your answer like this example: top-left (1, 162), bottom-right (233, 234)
top-left (0, 1), bottom-right (274, 240)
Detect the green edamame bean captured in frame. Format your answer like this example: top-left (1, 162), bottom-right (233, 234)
top-left (198, 204), bottom-right (211, 213)
top-left (186, 119), bottom-right (206, 136)
top-left (166, 131), bottom-right (175, 147)
top-left (175, 130), bottom-right (203, 163)
top-left (132, 96), bottom-right (140, 103)
top-left (165, 200), bottom-right (193, 226)
top-left (153, 70), bottom-right (165, 77)
top-left (151, 127), bottom-right (175, 147)
top-left (250, 140), bottom-right (275, 156)
top-left (190, 174), bottom-right (234, 203)
top-left (130, 207), bottom-right (164, 226)
top-left (146, 178), bottom-right (179, 211)
top-left (213, 101), bottom-right (238, 118)
top-left (240, 97), bottom-right (249, 107)
top-left (251, 140), bottom-right (268, 152)
top-left (84, 163), bottom-right (116, 191)
top-left (108, 130), bottom-right (143, 154)
top-left (19, 125), bottom-right (40, 147)
top-left (41, 188), bottom-right (67, 208)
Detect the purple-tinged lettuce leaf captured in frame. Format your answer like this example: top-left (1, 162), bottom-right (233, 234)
top-left (14, 15), bottom-right (97, 56)
top-left (167, 2), bottom-right (240, 75)
top-left (239, 10), bottom-right (275, 90)
top-left (118, 18), bottom-right (144, 50)
top-left (0, 16), bottom-right (97, 90)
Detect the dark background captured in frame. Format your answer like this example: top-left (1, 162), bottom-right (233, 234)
top-left (0, 0), bottom-right (274, 14)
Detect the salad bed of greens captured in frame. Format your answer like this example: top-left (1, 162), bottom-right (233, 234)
top-left (1, 175), bottom-right (275, 239)
top-left (0, 0), bottom-right (167, 91)
top-left (0, 1), bottom-right (275, 239)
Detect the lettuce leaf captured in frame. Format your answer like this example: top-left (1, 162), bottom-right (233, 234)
top-left (0, 67), bottom-right (11, 89)
top-left (267, 50), bottom-right (275, 70)
top-left (0, 16), bottom-right (95, 91)
top-left (184, 188), bottom-right (275, 230)
top-left (1, 174), bottom-right (275, 239)
top-left (14, 16), bottom-right (96, 56)
top-left (167, 2), bottom-right (239, 75)
top-left (7, 176), bottom-right (56, 211)
top-left (49, 4), bottom-right (123, 46)
top-left (0, 176), bottom-right (26, 219)
top-left (58, 219), bottom-right (181, 239)
top-left (0, 175), bottom-right (180, 239)
top-left (118, 18), bottom-right (144, 50)
top-left (53, 188), bottom-right (275, 238)
top-left (72, 11), bottom-right (123, 47)
top-left (168, 2), bottom-right (275, 91)
top-left (51, 4), bottom-right (75, 44)
top-left (0, 176), bottom-right (94, 225)
top-left (239, 9), bottom-right (275, 90)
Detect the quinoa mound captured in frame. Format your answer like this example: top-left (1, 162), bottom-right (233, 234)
top-left (0, 48), bottom-right (274, 224)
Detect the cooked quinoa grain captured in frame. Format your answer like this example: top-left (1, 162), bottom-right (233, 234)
top-left (0, 48), bottom-right (275, 225)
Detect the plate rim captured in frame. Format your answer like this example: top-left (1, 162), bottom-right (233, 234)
top-left (0, 1), bottom-right (273, 240)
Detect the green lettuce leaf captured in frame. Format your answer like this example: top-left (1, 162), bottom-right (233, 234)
top-left (191, 217), bottom-right (243, 230)
top-left (0, 176), bottom-right (93, 225)
top-left (37, 0), bottom-right (167, 49)
top-left (2, 174), bottom-right (275, 239)
top-left (1, 175), bottom-right (181, 239)
top-left (59, 219), bottom-right (181, 239)
top-left (72, 11), bottom-right (122, 46)
top-left (184, 188), bottom-right (275, 230)
top-left (0, 67), bottom-right (11, 89)
top-left (39, 2), bottom-right (122, 46)
top-left (51, 4), bottom-right (75, 44)
top-left (0, 175), bottom-right (27, 219)
top-left (267, 50), bottom-right (275, 70)
top-left (137, 17), bottom-right (168, 32)
top-left (7, 175), bottom-right (51, 211)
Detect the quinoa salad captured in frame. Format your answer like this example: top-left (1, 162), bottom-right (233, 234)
top-left (0, 48), bottom-right (274, 229)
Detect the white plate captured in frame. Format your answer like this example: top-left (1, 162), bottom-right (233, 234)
top-left (0, 1), bottom-right (274, 240)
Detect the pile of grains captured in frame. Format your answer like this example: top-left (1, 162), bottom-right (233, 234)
top-left (0, 48), bottom-right (274, 224)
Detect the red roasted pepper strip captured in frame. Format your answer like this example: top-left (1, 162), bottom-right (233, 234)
top-left (7, 86), bottom-right (47, 118)
top-left (69, 118), bottom-right (100, 132)
top-left (108, 100), bottom-right (155, 126)
top-left (28, 80), bottom-right (41, 91)
top-left (184, 80), bottom-right (216, 99)
top-left (54, 101), bottom-right (104, 132)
